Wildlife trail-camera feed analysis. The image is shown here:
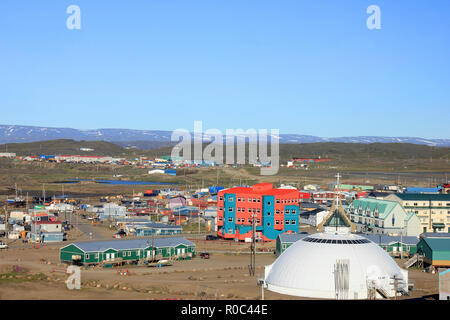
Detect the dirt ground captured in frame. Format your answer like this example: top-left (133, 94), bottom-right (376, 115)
top-left (0, 237), bottom-right (440, 300)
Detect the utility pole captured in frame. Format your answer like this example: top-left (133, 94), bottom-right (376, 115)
top-left (198, 204), bottom-right (202, 234)
top-left (152, 233), bottom-right (155, 261)
top-left (400, 230), bottom-right (403, 260)
top-left (390, 275), bottom-right (400, 300)
top-left (249, 214), bottom-right (256, 276)
top-left (4, 200), bottom-right (8, 244)
top-left (261, 278), bottom-right (264, 300)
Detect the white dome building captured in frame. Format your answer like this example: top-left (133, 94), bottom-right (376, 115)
top-left (264, 178), bottom-right (409, 300)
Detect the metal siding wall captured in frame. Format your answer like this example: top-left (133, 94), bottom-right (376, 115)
top-left (223, 193), bottom-right (236, 235)
top-left (262, 195), bottom-right (277, 240)
top-left (284, 205), bottom-right (299, 232)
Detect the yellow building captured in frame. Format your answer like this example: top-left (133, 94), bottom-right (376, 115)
top-left (386, 194), bottom-right (450, 233)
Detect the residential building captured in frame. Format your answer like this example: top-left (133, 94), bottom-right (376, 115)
top-left (299, 208), bottom-right (329, 227)
top-left (169, 196), bottom-right (186, 209)
top-left (59, 237), bottom-right (195, 265)
top-left (386, 193), bottom-right (450, 233)
top-left (275, 233), bottom-right (309, 256)
top-left (0, 152), bottom-right (16, 158)
top-left (347, 198), bottom-right (421, 236)
top-left (359, 234), bottom-right (419, 257)
top-left (366, 191), bottom-right (394, 200)
top-left (217, 183), bottom-right (310, 241)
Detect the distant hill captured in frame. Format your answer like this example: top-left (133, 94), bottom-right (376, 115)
top-left (0, 124), bottom-right (449, 147)
top-left (0, 139), bottom-right (132, 157)
top-left (1, 139), bottom-right (449, 169)
top-left (143, 142), bottom-right (450, 163)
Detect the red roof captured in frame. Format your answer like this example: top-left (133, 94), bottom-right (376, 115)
top-left (33, 220), bottom-right (62, 225)
top-left (58, 155), bottom-right (108, 158)
top-left (218, 183), bottom-right (301, 196)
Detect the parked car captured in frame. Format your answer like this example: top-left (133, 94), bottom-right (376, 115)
top-left (206, 235), bottom-right (219, 240)
top-left (200, 252), bottom-right (210, 259)
top-left (0, 242), bottom-right (8, 249)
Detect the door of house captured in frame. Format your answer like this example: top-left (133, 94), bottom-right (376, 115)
top-left (111, 253), bottom-right (115, 260)
top-left (105, 253), bottom-right (111, 261)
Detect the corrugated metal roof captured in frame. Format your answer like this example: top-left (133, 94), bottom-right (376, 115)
top-left (135, 222), bottom-right (181, 229)
top-left (349, 198), bottom-right (399, 219)
top-left (278, 233), bottom-right (309, 243)
top-left (360, 234), bottom-right (419, 245)
top-left (421, 232), bottom-right (450, 239)
top-left (394, 193), bottom-right (450, 201)
top-left (421, 238), bottom-right (450, 251)
top-left (69, 237), bottom-right (193, 253)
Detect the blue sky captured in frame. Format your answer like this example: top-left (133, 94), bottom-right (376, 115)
top-left (0, 1), bottom-right (449, 138)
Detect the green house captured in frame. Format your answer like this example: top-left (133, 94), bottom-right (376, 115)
top-left (360, 234), bottom-right (419, 256)
top-left (275, 233), bottom-right (309, 256)
top-left (60, 237), bottom-right (195, 265)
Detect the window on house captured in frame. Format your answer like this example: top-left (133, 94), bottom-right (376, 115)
top-left (276, 209), bottom-right (280, 214)
top-left (229, 197), bottom-right (234, 202)
top-left (285, 220), bottom-right (290, 225)
top-left (219, 196), bottom-right (223, 201)
top-left (228, 207), bottom-right (233, 212)
top-left (267, 222), bottom-right (271, 227)
top-left (85, 254), bottom-right (90, 259)
top-left (291, 220), bottom-right (296, 225)
top-left (219, 207), bottom-right (223, 211)
top-left (253, 198), bottom-right (256, 202)
top-left (267, 201), bottom-right (271, 206)
top-left (257, 198), bottom-right (261, 203)
top-left (276, 199), bottom-right (280, 204)
top-left (267, 212), bottom-right (271, 216)
top-left (228, 217), bottom-right (233, 222)
top-left (275, 220), bottom-right (279, 225)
